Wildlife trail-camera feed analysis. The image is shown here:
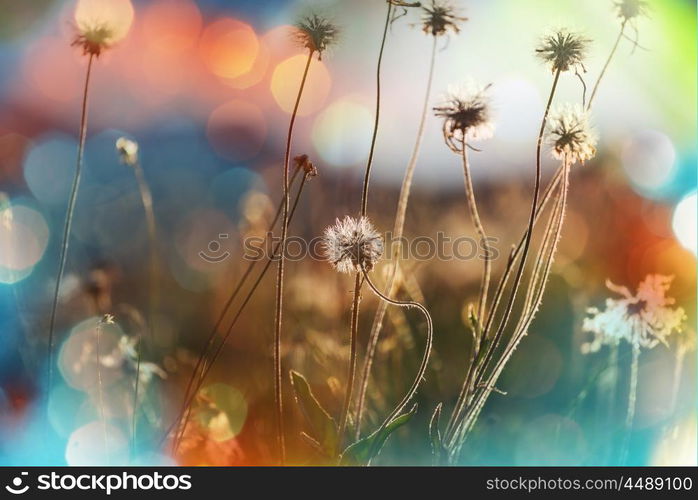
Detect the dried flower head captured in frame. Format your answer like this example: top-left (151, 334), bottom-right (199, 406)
top-left (535, 28), bottom-right (590, 73)
top-left (294, 14), bottom-right (339, 59)
top-left (545, 104), bottom-right (597, 165)
top-left (421, 1), bottom-right (467, 37)
top-left (293, 154), bottom-right (318, 178)
top-left (116, 137), bottom-right (138, 166)
top-left (434, 80), bottom-right (494, 151)
top-left (100, 313), bottom-right (115, 325)
top-left (72, 0), bottom-right (134, 57)
top-left (582, 275), bottom-right (686, 353)
top-left (322, 216), bottom-right (383, 273)
top-left (614, 0), bottom-right (649, 22)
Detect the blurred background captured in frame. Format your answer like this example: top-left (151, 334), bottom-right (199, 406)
top-left (0, 0), bottom-right (695, 465)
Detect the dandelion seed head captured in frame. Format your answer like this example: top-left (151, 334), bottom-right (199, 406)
top-left (421, 1), bottom-right (467, 37)
top-left (614, 0), bottom-right (649, 22)
top-left (322, 216), bottom-right (383, 273)
top-left (293, 14), bottom-right (339, 59)
top-left (582, 274), bottom-right (686, 353)
top-left (72, 0), bottom-right (134, 57)
top-left (115, 137), bottom-right (138, 166)
top-left (546, 104), bottom-right (597, 165)
top-left (535, 28), bottom-right (590, 73)
top-left (434, 80), bottom-right (494, 151)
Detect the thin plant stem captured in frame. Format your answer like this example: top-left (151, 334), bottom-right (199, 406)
top-left (130, 159), bottom-right (158, 457)
top-left (362, 269), bottom-right (433, 462)
top-left (620, 340), bottom-right (640, 464)
top-left (169, 174), bottom-right (311, 453)
top-left (450, 160), bottom-right (570, 457)
top-left (355, 34), bottom-right (437, 439)
top-left (337, 273), bottom-right (362, 456)
top-left (96, 319), bottom-right (109, 464)
top-left (587, 21), bottom-right (626, 111)
top-left (340, 0), bottom-right (392, 449)
top-left (470, 68), bottom-right (561, 400)
top-left (47, 53), bottom-right (95, 399)
top-left (170, 168), bottom-right (301, 451)
top-left (443, 139), bottom-right (494, 441)
top-left (273, 49), bottom-right (314, 463)
top-left (460, 140), bottom-right (492, 320)
top-left (360, 1), bottom-right (392, 217)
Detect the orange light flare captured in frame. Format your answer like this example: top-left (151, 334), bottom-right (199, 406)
top-left (138, 0), bottom-right (203, 97)
top-left (200, 18), bottom-right (259, 81)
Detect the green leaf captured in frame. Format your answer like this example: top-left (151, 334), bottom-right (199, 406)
top-left (289, 370), bottom-right (338, 457)
top-left (429, 403), bottom-right (446, 465)
top-left (340, 404), bottom-right (417, 466)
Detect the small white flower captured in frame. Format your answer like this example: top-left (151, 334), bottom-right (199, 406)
top-left (582, 275), bottom-right (686, 352)
top-left (116, 137), bottom-right (138, 166)
top-left (433, 80), bottom-right (494, 151)
top-left (546, 104), bottom-right (597, 165)
top-left (322, 216), bottom-right (383, 273)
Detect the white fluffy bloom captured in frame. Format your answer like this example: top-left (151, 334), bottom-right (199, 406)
top-left (100, 335), bottom-right (167, 385)
top-left (546, 104), bottom-right (597, 165)
top-left (582, 275), bottom-right (686, 353)
top-left (116, 137), bottom-right (138, 166)
top-left (322, 216), bottom-right (383, 273)
top-left (434, 80), bottom-right (494, 151)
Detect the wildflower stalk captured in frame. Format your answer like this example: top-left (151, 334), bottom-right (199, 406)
top-left (362, 269), bottom-right (433, 461)
top-left (442, 138), bottom-right (493, 439)
top-left (130, 158), bottom-right (158, 457)
top-left (587, 21), bottom-right (626, 110)
top-left (338, 0), bottom-right (392, 450)
top-left (96, 318), bottom-right (109, 463)
top-left (169, 172), bottom-right (312, 453)
top-left (47, 53), bottom-right (95, 397)
top-left (172, 168), bottom-right (301, 451)
top-left (355, 35), bottom-right (437, 439)
top-left (272, 49), bottom-right (314, 463)
top-left (472, 68), bottom-right (561, 398)
top-left (620, 341), bottom-right (641, 464)
top-left (450, 158), bottom-right (571, 459)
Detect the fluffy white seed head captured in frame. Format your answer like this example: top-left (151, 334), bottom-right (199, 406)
top-left (322, 216), bottom-right (383, 273)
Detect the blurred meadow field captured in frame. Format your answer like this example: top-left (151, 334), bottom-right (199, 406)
top-left (0, 0), bottom-right (695, 466)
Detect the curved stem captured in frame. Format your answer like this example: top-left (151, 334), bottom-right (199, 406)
top-left (47, 53), bottom-right (94, 398)
top-left (272, 49), bottom-right (314, 463)
top-left (460, 141), bottom-right (491, 320)
top-left (587, 21), bottom-right (626, 111)
top-left (169, 174), bottom-right (311, 453)
top-left (355, 35), bottom-right (437, 439)
top-left (360, 1), bottom-right (392, 217)
top-left (362, 270), bottom-right (433, 460)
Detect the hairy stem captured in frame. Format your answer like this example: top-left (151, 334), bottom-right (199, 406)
top-left (272, 49), bottom-right (314, 463)
top-left (355, 34), bottom-right (437, 439)
top-left (620, 340), bottom-right (640, 464)
top-left (47, 53), bottom-right (95, 398)
top-left (337, 273), bottom-right (362, 456)
top-left (471, 68), bottom-right (561, 401)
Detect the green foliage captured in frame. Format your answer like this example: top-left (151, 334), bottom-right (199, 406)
top-left (290, 370), bottom-right (338, 457)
